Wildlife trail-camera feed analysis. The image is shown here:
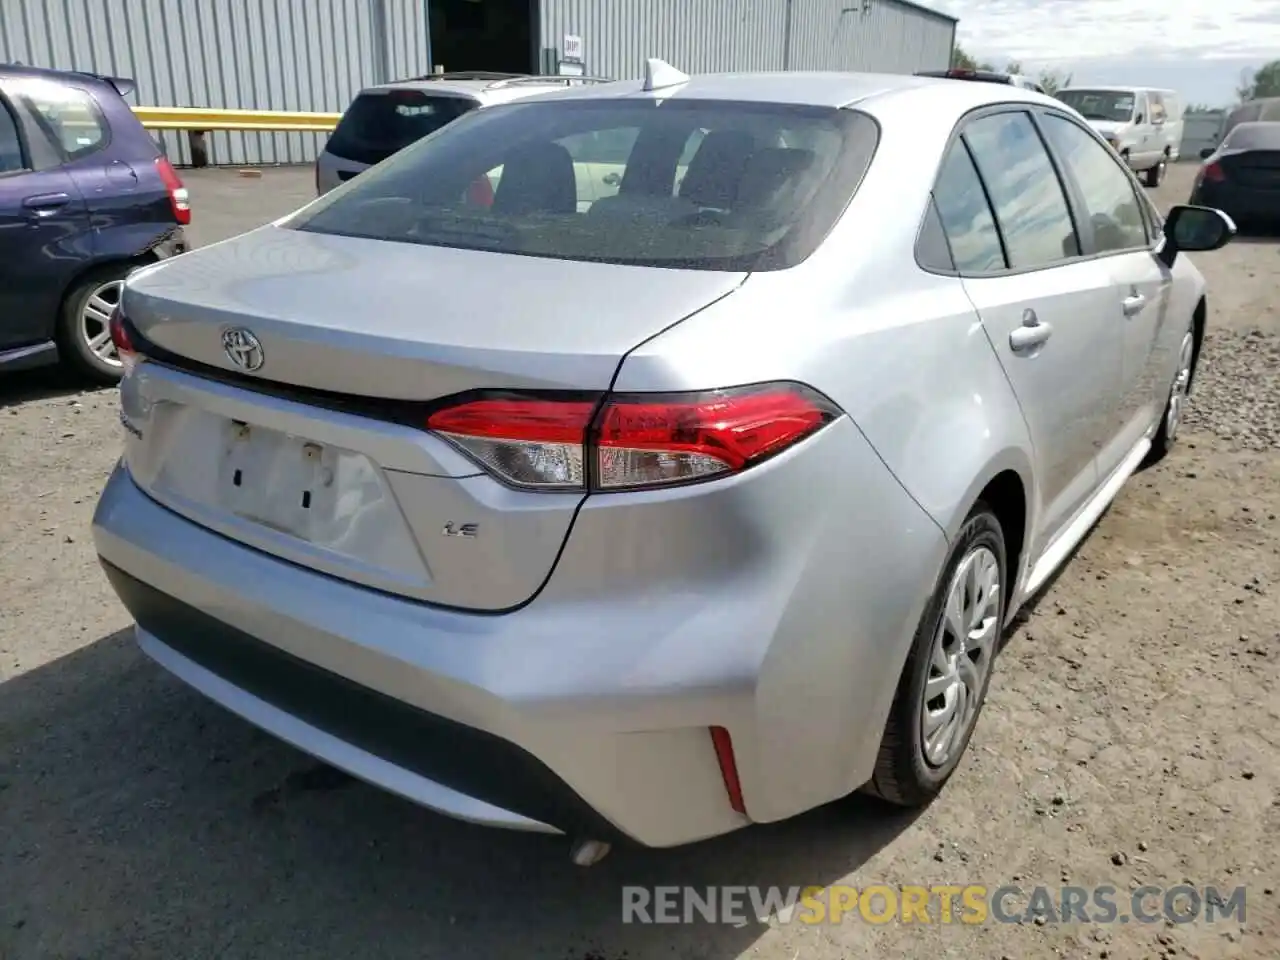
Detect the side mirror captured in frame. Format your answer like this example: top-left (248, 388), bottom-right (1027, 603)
top-left (1135, 114), bottom-right (1145, 124)
top-left (1199, 146), bottom-right (1215, 160)
top-left (1158, 204), bottom-right (1236, 267)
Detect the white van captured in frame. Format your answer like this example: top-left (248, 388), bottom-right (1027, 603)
top-left (1055, 86), bottom-right (1184, 187)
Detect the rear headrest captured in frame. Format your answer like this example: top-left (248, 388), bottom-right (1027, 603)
top-left (736, 148), bottom-right (816, 208)
top-left (491, 140), bottom-right (577, 215)
top-left (678, 130), bottom-right (757, 207)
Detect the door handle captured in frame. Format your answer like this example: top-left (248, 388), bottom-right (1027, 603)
top-left (1122, 293), bottom-right (1147, 316)
top-left (1009, 313), bottom-right (1053, 353)
top-left (22, 192), bottom-right (71, 218)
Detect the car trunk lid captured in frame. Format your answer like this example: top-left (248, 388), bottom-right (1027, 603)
top-left (119, 225), bottom-right (745, 610)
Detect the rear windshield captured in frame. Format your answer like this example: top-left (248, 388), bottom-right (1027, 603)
top-left (290, 98), bottom-right (879, 271)
top-left (1057, 90), bottom-right (1135, 123)
top-left (1224, 121), bottom-right (1280, 151)
top-left (324, 89), bottom-right (478, 165)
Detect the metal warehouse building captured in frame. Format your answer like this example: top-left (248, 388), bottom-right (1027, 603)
top-left (1, 0), bottom-right (956, 166)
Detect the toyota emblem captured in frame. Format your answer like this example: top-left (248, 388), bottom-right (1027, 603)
top-left (221, 327), bottom-right (264, 371)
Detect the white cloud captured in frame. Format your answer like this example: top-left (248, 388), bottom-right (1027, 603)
top-left (933, 0), bottom-right (1280, 64)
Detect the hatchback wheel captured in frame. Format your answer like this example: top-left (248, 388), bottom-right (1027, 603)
top-left (866, 505), bottom-right (1006, 807)
top-left (58, 265), bottom-right (131, 385)
top-left (1146, 329), bottom-right (1195, 463)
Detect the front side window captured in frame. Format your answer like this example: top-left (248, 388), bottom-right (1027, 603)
top-left (1040, 114), bottom-right (1148, 254)
top-left (291, 98), bottom-right (880, 272)
top-left (962, 111), bottom-right (1080, 270)
top-left (931, 141), bottom-right (1005, 272)
top-left (10, 79), bottom-right (108, 161)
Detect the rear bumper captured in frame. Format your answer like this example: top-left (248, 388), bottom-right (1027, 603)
top-left (94, 407), bottom-right (945, 846)
top-left (103, 559), bottom-right (615, 838)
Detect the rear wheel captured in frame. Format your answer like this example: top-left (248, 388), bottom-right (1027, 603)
top-left (866, 505), bottom-right (1006, 806)
top-left (1144, 155), bottom-right (1167, 188)
top-left (57, 264), bottom-right (133, 385)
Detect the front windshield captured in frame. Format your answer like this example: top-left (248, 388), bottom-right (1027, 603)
top-left (288, 98), bottom-right (880, 272)
top-left (1057, 90), bottom-right (1136, 124)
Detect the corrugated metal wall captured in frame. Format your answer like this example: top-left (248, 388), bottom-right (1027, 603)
top-left (537, 0), bottom-right (788, 78)
top-left (0, 0), bottom-right (433, 166)
top-left (1, 0), bottom-right (954, 166)
top-left (784, 0), bottom-right (954, 74)
top-left (537, 0), bottom-right (954, 81)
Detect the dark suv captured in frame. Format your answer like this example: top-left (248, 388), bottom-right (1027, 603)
top-left (0, 64), bottom-right (190, 384)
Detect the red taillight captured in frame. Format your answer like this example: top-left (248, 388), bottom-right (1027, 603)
top-left (155, 156), bottom-right (191, 225)
top-left (108, 307), bottom-right (138, 373)
top-left (1201, 160), bottom-right (1225, 183)
top-left (710, 726), bottom-right (746, 815)
top-left (948, 68), bottom-right (976, 78)
top-left (424, 383), bottom-right (839, 492)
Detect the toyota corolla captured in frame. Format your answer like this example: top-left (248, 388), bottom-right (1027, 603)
top-left (93, 60), bottom-right (1233, 864)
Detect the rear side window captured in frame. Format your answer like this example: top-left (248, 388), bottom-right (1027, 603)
top-left (931, 141), bottom-right (1005, 272)
top-left (962, 111), bottom-right (1080, 270)
top-left (1148, 92), bottom-right (1166, 124)
top-left (0, 98), bottom-right (26, 174)
top-left (325, 90), bottom-right (478, 165)
top-left (291, 98), bottom-right (880, 272)
top-left (11, 79), bottom-right (109, 160)
top-left (1223, 122), bottom-right (1280, 151)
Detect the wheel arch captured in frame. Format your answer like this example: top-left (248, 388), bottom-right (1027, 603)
top-left (945, 452), bottom-right (1035, 615)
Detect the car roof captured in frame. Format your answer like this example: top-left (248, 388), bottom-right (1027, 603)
top-left (1058, 86), bottom-right (1176, 95)
top-left (507, 68), bottom-right (1054, 112)
top-left (361, 72), bottom-right (613, 106)
top-left (0, 61), bottom-right (110, 88)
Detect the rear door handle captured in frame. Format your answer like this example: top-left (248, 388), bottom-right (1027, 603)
top-left (1122, 293), bottom-right (1147, 316)
top-left (1009, 313), bottom-right (1053, 353)
top-left (22, 192), bottom-right (71, 218)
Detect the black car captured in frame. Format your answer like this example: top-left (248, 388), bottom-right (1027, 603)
top-left (1191, 121), bottom-right (1280, 228)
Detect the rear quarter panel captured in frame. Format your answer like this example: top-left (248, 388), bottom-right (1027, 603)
top-left (68, 84), bottom-right (178, 262)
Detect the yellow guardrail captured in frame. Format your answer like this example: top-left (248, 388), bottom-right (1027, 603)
top-left (132, 106), bottom-right (341, 132)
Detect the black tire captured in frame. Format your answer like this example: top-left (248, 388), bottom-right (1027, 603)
top-left (56, 263), bottom-right (133, 386)
top-left (1143, 156), bottom-right (1167, 188)
top-left (865, 505), bottom-right (1007, 807)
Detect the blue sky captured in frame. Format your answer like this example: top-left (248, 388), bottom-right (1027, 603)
top-left (932, 0), bottom-right (1280, 106)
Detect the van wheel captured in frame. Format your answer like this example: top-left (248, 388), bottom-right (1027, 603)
top-left (1144, 157), bottom-right (1167, 188)
top-left (865, 505), bottom-right (1006, 806)
top-left (57, 264), bottom-right (133, 386)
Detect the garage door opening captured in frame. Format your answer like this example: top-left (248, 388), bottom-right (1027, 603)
top-left (428, 0), bottom-right (537, 75)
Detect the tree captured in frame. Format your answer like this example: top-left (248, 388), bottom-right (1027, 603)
top-left (951, 42), bottom-right (992, 71)
top-left (1237, 59), bottom-right (1280, 102)
top-left (1036, 69), bottom-right (1073, 96)
top-left (1003, 59), bottom-right (1024, 76)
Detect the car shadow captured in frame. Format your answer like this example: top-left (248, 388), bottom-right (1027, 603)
top-left (0, 629), bottom-right (923, 959)
top-left (0, 366), bottom-right (98, 410)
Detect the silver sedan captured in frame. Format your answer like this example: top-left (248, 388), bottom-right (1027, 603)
top-left (93, 60), bottom-right (1233, 863)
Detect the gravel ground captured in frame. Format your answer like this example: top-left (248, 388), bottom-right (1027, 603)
top-left (0, 164), bottom-right (1277, 960)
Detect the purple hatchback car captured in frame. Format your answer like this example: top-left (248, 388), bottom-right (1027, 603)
top-left (0, 64), bottom-right (190, 384)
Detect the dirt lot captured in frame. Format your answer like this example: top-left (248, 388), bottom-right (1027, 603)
top-left (1, 164), bottom-right (1277, 960)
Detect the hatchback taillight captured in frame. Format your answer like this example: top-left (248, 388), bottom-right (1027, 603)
top-left (1201, 160), bottom-right (1225, 183)
top-left (425, 383), bottom-right (840, 492)
top-left (155, 156), bottom-right (191, 225)
top-left (108, 307), bottom-right (138, 373)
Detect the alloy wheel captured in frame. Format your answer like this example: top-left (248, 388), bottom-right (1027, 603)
top-left (1165, 332), bottom-right (1195, 443)
top-left (920, 545), bottom-right (1001, 768)
top-left (80, 279), bottom-right (124, 369)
